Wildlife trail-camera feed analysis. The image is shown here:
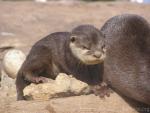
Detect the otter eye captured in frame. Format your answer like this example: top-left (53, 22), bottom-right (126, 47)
top-left (70, 36), bottom-right (76, 42)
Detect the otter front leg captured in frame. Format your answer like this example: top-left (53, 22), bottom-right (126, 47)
top-left (16, 74), bottom-right (30, 100)
top-left (91, 82), bottom-right (113, 98)
top-left (16, 71), bottom-right (49, 100)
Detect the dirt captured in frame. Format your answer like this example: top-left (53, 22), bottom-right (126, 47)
top-left (0, 1), bottom-right (150, 113)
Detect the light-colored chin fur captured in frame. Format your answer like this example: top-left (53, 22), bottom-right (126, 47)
top-left (69, 43), bottom-right (106, 65)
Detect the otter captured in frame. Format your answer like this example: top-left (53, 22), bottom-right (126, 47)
top-left (100, 14), bottom-right (150, 105)
top-left (16, 25), bottom-right (106, 100)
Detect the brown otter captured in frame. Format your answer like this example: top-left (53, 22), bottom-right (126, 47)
top-left (16, 25), bottom-right (106, 100)
top-left (100, 14), bottom-right (150, 105)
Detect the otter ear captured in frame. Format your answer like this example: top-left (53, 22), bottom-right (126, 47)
top-left (70, 35), bottom-right (77, 43)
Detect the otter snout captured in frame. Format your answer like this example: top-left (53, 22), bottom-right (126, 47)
top-left (93, 51), bottom-right (102, 58)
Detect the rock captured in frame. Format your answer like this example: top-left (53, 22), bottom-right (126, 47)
top-left (2, 49), bottom-right (26, 79)
top-left (0, 47), bottom-right (14, 81)
top-left (49, 94), bottom-right (138, 113)
top-left (24, 73), bottom-right (91, 100)
top-left (22, 73), bottom-right (138, 113)
top-left (4, 94), bottom-right (138, 113)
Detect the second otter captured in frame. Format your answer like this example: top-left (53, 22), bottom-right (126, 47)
top-left (101, 14), bottom-right (150, 105)
top-left (16, 25), bottom-right (106, 100)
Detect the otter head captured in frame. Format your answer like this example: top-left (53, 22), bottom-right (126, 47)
top-left (69, 25), bottom-right (106, 65)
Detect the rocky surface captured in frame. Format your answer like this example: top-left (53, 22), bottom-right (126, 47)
top-left (24, 73), bottom-right (91, 100)
top-left (2, 94), bottom-right (140, 113)
top-left (0, 1), bottom-right (150, 113)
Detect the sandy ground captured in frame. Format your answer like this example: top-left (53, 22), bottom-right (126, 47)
top-left (0, 1), bottom-right (150, 113)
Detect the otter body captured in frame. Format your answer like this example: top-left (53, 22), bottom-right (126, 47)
top-left (16, 25), bottom-right (106, 100)
top-left (101, 14), bottom-right (150, 105)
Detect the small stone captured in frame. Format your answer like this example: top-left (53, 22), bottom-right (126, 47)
top-left (3, 49), bottom-right (26, 79)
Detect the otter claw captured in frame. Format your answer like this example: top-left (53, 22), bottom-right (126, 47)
top-left (26, 76), bottom-right (49, 83)
top-left (92, 82), bottom-right (113, 98)
top-left (35, 77), bottom-right (49, 83)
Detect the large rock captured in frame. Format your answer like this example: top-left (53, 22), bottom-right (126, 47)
top-left (24, 73), bottom-right (91, 100)
top-left (3, 94), bottom-right (138, 113)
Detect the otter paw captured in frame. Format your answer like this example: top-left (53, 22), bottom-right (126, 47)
top-left (92, 82), bottom-right (113, 98)
top-left (32, 76), bottom-right (49, 83)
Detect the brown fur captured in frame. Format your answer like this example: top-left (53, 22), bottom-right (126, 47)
top-left (101, 14), bottom-right (150, 105)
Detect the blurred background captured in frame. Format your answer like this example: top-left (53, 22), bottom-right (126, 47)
top-left (0, 0), bottom-right (150, 55)
top-left (0, 0), bottom-right (150, 3)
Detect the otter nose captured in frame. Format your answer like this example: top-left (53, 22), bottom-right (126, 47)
top-left (93, 51), bottom-right (102, 58)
